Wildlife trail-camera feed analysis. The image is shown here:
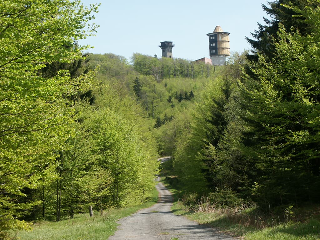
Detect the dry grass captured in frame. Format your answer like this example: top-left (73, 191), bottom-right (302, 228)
top-left (172, 200), bottom-right (320, 239)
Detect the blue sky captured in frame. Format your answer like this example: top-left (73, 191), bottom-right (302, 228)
top-left (80, 0), bottom-right (270, 62)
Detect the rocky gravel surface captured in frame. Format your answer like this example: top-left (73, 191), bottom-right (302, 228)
top-left (109, 182), bottom-right (235, 240)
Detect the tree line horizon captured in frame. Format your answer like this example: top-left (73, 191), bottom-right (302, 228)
top-left (1, 0), bottom-right (320, 239)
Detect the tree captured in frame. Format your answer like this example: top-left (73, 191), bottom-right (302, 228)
top-left (133, 77), bottom-right (142, 99)
top-left (173, 76), bottom-right (234, 192)
top-left (0, 0), bottom-right (99, 236)
top-left (171, 53), bottom-right (253, 196)
top-left (246, 0), bottom-right (315, 62)
top-left (241, 3), bottom-right (320, 207)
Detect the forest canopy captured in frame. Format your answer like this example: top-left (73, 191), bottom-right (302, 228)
top-left (0, 1), bottom-right (159, 238)
top-left (1, 0), bottom-right (320, 239)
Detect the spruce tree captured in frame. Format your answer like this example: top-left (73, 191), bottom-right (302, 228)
top-left (246, 0), bottom-right (315, 62)
top-left (242, 2), bottom-right (320, 208)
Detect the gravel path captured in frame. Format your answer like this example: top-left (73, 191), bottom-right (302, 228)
top-left (109, 182), bottom-right (235, 240)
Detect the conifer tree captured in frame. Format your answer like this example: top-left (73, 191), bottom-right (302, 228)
top-left (242, 1), bottom-right (320, 208)
top-left (133, 77), bottom-right (142, 99)
top-left (246, 0), bottom-right (315, 62)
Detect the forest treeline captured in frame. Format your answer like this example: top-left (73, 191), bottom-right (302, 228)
top-left (0, 1), bottom-right (161, 238)
top-left (1, 0), bottom-right (320, 238)
top-left (170, 0), bottom-right (320, 211)
top-left (0, 1), bottom-right (216, 237)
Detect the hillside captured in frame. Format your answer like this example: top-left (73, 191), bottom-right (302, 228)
top-left (2, 1), bottom-right (320, 239)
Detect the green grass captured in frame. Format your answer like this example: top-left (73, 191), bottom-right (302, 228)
top-left (13, 188), bottom-right (158, 240)
top-left (161, 160), bottom-right (320, 239)
top-left (245, 219), bottom-right (320, 240)
top-left (171, 201), bottom-right (252, 236)
top-left (171, 201), bottom-right (320, 240)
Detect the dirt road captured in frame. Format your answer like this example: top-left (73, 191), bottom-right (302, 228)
top-left (109, 182), bottom-right (235, 240)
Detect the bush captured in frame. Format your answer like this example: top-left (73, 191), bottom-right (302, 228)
top-left (181, 188), bottom-right (248, 212)
top-left (204, 189), bottom-right (245, 208)
top-left (181, 193), bottom-right (201, 211)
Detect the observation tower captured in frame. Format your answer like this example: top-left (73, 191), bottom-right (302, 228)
top-left (159, 41), bottom-right (174, 58)
top-left (207, 26), bottom-right (230, 65)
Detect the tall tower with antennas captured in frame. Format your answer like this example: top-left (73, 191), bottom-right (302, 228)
top-left (207, 26), bottom-right (230, 65)
top-left (159, 41), bottom-right (174, 58)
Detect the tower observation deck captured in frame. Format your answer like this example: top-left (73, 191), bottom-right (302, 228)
top-left (159, 41), bottom-right (174, 58)
top-left (207, 26), bottom-right (230, 65)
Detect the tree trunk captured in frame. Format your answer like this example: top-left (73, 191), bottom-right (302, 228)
top-left (56, 179), bottom-right (61, 221)
top-left (70, 205), bottom-right (74, 219)
top-left (89, 205), bottom-right (93, 217)
top-left (42, 184), bottom-right (45, 219)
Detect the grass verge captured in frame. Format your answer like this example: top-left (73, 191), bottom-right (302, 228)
top-left (162, 176), bottom-right (320, 240)
top-left (171, 201), bottom-right (320, 239)
top-left (12, 188), bottom-right (158, 240)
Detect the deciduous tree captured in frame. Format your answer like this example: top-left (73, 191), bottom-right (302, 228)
top-left (0, 0), bottom-right (98, 236)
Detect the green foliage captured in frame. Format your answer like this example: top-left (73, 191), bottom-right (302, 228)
top-left (0, 4), bottom-right (161, 238)
top-left (203, 189), bottom-right (245, 209)
top-left (88, 53), bottom-right (216, 157)
top-left (40, 53), bottom-right (160, 221)
top-left (179, 189), bottom-right (246, 214)
top-left (132, 53), bottom-right (215, 80)
top-left (5, 1), bottom-right (320, 237)
top-left (246, 0), bottom-right (314, 62)
top-left (245, 219), bottom-right (320, 240)
top-left (0, 0), bottom-right (99, 236)
top-left (172, 53), bottom-right (248, 194)
top-left (15, 187), bottom-right (158, 240)
top-left (85, 104), bottom-right (158, 207)
top-left (133, 77), bottom-right (142, 99)
top-left (242, 13), bottom-right (320, 207)
top-left (171, 0), bottom-right (320, 211)
top-left (172, 199), bottom-right (320, 240)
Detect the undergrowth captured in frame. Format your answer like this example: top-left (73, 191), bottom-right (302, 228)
top-left (171, 200), bottom-right (320, 239)
top-left (12, 187), bottom-right (158, 240)
top-left (162, 160), bottom-right (320, 239)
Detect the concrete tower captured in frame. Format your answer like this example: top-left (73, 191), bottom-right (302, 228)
top-left (207, 26), bottom-right (230, 65)
top-left (159, 41), bottom-right (174, 58)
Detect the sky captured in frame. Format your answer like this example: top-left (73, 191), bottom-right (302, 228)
top-left (80, 0), bottom-right (270, 62)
